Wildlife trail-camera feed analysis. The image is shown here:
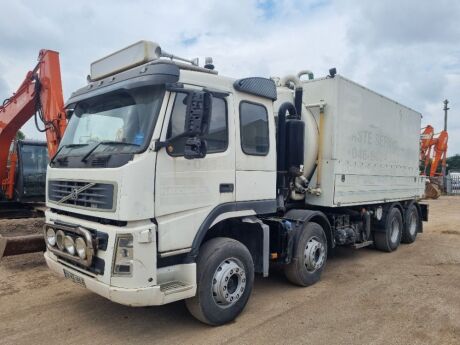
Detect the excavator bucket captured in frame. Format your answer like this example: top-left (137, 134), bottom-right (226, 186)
top-left (424, 181), bottom-right (442, 199)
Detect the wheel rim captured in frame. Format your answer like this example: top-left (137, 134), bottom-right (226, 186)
top-left (212, 258), bottom-right (246, 308)
top-left (408, 211), bottom-right (417, 236)
top-left (304, 237), bottom-right (326, 272)
top-left (390, 217), bottom-right (400, 243)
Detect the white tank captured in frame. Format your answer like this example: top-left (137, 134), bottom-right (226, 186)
top-left (301, 105), bottom-right (319, 179)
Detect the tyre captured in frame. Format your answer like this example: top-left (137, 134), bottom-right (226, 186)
top-left (401, 204), bottom-right (420, 244)
top-left (185, 237), bottom-right (254, 326)
top-left (284, 222), bottom-right (327, 287)
top-left (374, 207), bottom-right (403, 252)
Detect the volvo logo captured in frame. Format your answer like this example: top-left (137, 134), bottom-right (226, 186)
top-left (70, 188), bottom-right (80, 201)
top-left (58, 182), bottom-right (96, 204)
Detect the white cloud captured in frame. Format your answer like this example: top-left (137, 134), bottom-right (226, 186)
top-left (1, 0), bottom-right (459, 154)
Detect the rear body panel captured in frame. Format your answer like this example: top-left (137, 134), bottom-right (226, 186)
top-left (302, 76), bottom-right (425, 207)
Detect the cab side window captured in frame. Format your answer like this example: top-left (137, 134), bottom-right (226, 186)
top-left (239, 101), bottom-right (269, 156)
top-left (167, 93), bottom-right (228, 156)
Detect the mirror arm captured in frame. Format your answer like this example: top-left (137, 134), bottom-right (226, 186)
top-left (153, 140), bottom-right (168, 152)
top-left (154, 132), bottom-right (190, 152)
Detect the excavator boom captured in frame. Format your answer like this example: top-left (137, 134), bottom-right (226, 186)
top-left (0, 50), bottom-right (66, 199)
top-left (0, 49), bottom-right (67, 258)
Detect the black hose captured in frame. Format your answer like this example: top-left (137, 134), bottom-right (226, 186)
top-left (294, 87), bottom-right (303, 119)
top-left (277, 102), bottom-right (297, 211)
top-left (32, 75), bottom-right (59, 135)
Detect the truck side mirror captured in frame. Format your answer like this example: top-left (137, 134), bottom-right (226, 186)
top-left (183, 91), bottom-right (212, 159)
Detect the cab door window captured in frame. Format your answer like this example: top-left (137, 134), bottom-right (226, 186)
top-left (167, 93), bottom-right (228, 156)
top-left (239, 101), bottom-right (269, 156)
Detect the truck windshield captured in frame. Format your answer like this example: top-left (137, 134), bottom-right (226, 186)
top-left (58, 85), bottom-right (165, 157)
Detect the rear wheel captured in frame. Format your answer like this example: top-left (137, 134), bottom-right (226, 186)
top-left (185, 237), bottom-right (254, 326)
top-left (374, 207), bottom-right (402, 252)
top-left (402, 204), bottom-right (420, 244)
top-left (284, 222), bottom-right (327, 287)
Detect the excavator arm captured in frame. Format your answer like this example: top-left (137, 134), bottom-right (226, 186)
top-left (0, 50), bottom-right (66, 199)
top-left (420, 125), bottom-right (449, 199)
top-left (429, 130), bottom-right (448, 177)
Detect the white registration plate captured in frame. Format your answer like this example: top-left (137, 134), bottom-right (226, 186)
top-left (63, 269), bottom-right (86, 287)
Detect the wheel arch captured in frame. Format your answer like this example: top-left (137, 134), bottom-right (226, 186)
top-left (374, 201), bottom-right (404, 231)
top-left (185, 200), bottom-right (277, 263)
top-left (284, 209), bottom-right (334, 251)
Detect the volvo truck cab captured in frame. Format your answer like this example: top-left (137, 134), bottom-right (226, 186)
top-left (44, 41), bottom-right (426, 325)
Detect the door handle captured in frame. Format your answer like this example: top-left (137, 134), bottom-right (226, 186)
top-left (219, 183), bottom-right (234, 193)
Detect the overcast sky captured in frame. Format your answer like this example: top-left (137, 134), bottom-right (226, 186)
top-left (1, 0), bottom-right (459, 155)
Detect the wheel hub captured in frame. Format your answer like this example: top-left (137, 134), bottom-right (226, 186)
top-left (409, 212), bottom-right (417, 235)
top-left (304, 237), bottom-right (325, 272)
top-left (212, 258), bottom-right (246, 307)
top-left (390, 218), bottom-right (400, 243)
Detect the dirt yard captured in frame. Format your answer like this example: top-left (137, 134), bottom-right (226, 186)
top-left (0, 197), bottom-right (459, 345)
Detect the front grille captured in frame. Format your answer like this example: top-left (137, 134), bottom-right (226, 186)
top-left (48, 180), bottom-right (115, 211)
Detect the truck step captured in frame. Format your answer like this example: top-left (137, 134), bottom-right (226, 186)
top-left (160, 281), bottom-right (193, 295)
top-left (353, 241), bottom-right (373, 249)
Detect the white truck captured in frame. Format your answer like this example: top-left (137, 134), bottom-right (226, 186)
top-left (44, 41), bottom-right (428, 325)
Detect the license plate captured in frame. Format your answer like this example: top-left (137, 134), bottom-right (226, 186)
top-left (63, 269), bottom-right (86, 287)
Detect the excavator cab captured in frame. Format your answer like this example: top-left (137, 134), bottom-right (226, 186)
top-left (1, 140), bottom-right (48, 202)
top-left (15, 140), bottom-right (48, 202)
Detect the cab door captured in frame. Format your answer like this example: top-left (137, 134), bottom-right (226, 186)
top-left (234, 95), bottom-right (277, 202)
top-left (154, 89), bottom-right (235, 253)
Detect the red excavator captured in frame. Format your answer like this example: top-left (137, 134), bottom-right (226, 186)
top-left (420, 125), bottom-right (448, 199)
top-left (0, 50), bottom-right (67, 257)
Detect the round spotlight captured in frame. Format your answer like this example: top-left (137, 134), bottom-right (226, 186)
top-left (64, 236), bottom-right (76, 256)
top-left (75, 237), bottom-right (87, 259)
top-left (46, 228), bottom-right (56, 246)
top-left (56, 230), bottom-right (65, 251)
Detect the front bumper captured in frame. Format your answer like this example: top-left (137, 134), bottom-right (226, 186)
top-left (45, 251), bottom-right (197, 306)
top-left (45, 251), bottom-right (166, 306)
top-left (44, 210), bottom-right (197, 306)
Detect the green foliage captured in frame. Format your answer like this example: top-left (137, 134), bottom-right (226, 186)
top-left (447, 154), bottom-right (460, 172)
top-left (15, 130), bottom-right (25, 140)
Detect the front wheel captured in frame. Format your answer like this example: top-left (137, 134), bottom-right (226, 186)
top-left (284, 222), bottom-right (328, 287)
top-left (185, 237), bottom-right (254, 326)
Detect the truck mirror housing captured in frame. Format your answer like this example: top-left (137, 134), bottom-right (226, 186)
top-left (183, 91), bottom-right (212, 159)
top-left (184, 91), bottom-right (212, 137)
top-left (184, 137), bottom-right (208, 159)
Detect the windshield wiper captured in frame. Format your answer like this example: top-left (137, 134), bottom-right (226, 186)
top-left (81, 141), bottom-right (140, 162)
top-left (50, 143), bottom-right (89, 164)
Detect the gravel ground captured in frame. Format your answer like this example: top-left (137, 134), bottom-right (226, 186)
top-left (0, 218), bottom-right (44, 237)
top-left (0, 197), bottom-right (459, 345)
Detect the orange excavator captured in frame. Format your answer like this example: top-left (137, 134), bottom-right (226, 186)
top-left (0, 50), bottom-right (66, 202)
top-left (420, 125), bottom-right (448, 199)
top-left (0, 49), bottom-right (67, 257)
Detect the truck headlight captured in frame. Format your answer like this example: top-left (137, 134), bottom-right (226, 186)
top-left (75, 237), bottom-right (87, 259)
top-left (64, 236), bottom-right (76, 255)
top-left (46, 228), bottom-right (56, 246)
top-left (113, 234), bottom-right (133, 276)
top-left (56, 230), bottom-right (65, 251)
